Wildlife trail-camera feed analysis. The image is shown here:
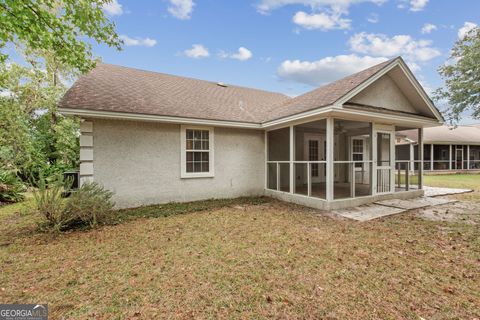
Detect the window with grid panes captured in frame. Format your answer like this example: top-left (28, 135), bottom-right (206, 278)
top-left (185, 129), bottom-right (210, 173)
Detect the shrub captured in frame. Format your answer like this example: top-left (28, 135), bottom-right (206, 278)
top-left (0, 169), bottom-right (25, 203)
top-left (34, 178), bottom-right (115, 232)
top-left (64, 182), bottom-right (115, 228)
top-left (33, 177), bottom-right (68, 232)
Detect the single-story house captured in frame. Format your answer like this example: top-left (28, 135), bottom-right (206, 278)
top-left (59, 56), bottom-right (444, 210)
top-left (396, 124), bottom-right (480, 172)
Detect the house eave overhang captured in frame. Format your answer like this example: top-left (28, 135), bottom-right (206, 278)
top-left (61, 106), bottom-right (441, 131)
top-left (422, 140), bottom-right (480, 146)
top-left (58, 108), bottom-right (263, 129)
top-left (261, 105), bottom-right (441, 130)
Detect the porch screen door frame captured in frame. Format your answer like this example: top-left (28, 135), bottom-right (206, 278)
top-left (304, 133), bottom-right (325, 183)
top-left (373, 127), bottom-right (395, 194)
top-left (350, 136), bottom-right (369, 184)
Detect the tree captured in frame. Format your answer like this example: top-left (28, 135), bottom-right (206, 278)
top-left (0, 0), bottom-right (122, 72)
top-left (435, 27), bottom-right (480, 123)
top-left (0, 57), bottom-right (80, 182)
top-left (0, 0), bottom-right (122, 187)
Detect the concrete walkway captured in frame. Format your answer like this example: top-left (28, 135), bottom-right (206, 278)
top-left (331, 204), bottom-right (406, 222)
top-left (423, 186), bottom-right (472, 197)
top-left (331, 193), bottom-right (460, 221)
top-left (374, 197), bottom-right (456, 210)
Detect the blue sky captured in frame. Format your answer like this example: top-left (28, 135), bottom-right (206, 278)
top-left (96, 0), bottom-right (478, 122)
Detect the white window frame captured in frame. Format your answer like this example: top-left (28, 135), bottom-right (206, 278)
top-left (180, 125), bottom-right (215, 178)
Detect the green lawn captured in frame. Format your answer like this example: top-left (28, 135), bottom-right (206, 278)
top-left (424, 173), bottom-right (480, 201)
top-left (1, 195), bottom-right (479, 319)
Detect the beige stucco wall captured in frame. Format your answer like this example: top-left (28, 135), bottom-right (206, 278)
top-left (91, 119), bottom-right (265, 208)
top-left (349, 74), bottom-right (417, 114)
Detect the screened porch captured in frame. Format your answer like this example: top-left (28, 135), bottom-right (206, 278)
top-left (265, 117), bottom-right (424, 208)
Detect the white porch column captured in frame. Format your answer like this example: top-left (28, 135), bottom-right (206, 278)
top-left (326, 117), bottom-right (334, 201)
top-left (289, 126), bottom-right (294, 193)
top-left (369, 123), bottom-right (377, 195)
top-left (430, 143), bottom-right (434, 171)
top-left (418, 128), bottom-right (424, 189)
top-left (390, 130), bottom-right (395, 193)
top-left (467, 145), bottom-right (470, 170)
top-left (449, 144), bottom-right (452, 170)
top-left (409, 143), bottom-right (414, 173)
top-left (264, 131), bottom-right (268, 189)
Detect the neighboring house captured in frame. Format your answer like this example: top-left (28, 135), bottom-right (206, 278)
top-left (59, 57), bottom-right (443, 210)
top-left (396, 125), bottom-right (480, 172)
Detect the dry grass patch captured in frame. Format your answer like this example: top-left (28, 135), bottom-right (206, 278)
top-left (1, 198), bottom-right (479, 319)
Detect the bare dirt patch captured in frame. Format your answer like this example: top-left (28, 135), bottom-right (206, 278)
top-left (414, 200), bottom-right (480, 224)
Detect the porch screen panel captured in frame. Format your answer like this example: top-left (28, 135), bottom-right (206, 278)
top-left (309, 140), bottom-right (319, 177)
top-left (377, 133), bottom-right (391, 167)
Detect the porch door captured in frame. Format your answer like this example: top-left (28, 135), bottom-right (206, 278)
top-left (375, 130), bottom-right (394, 194)
top-left (351, 137), bottom-right (369, 184)
top-left (455, 146), bottom-right (463, 169)
top-left (304, 134), bottom-right (325, 183)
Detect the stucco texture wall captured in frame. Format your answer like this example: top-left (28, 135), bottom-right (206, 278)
top-left (349, 74), bottom-right (417, 114)
top-left (92, 119), bottom-right (265, 208)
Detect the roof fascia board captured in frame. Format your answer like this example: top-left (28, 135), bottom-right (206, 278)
top-left (59, 108), bottom-right (262, 129)
top-left (334, 108), bottom-right (442, 127)
top-left (261, 105), bottom-right (439, 130)
top-left (423, 141), bottom-right (480, 145)
top-left (261, 106), bottom-right (336, 130)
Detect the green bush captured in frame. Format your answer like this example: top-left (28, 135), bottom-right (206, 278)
top-left (64, 182), bottom-right (115, 228)
top-left (34, 178), bottom-right (115, 232)
top-left (33, 177), bottom-right (68, 232)
top-left (0, 169), bottom-right (25, 203)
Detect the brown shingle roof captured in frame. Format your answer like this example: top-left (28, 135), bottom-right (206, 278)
top-left (59, 58), bottom-right (397, 124)
top-left (59, 63), bottom-right (290, 123)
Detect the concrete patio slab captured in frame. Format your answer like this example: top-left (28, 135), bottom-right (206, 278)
top-left (423, 186), bottom-right (472, 197)
top-left (331, 204), bottom-right (406, 222)
top-left (374, 197), bottom-right (457, 210)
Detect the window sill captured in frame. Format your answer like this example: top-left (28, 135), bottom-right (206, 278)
top-left (181, 172), bottom-right (215, 179)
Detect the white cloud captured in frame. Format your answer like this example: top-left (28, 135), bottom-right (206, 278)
top-left (277, 54), bottom-right (388, 86)
top-left (168, 0), bottom-right (194, 20)
top-left (184, 44), bottom-right (209, 58)
top-left (103, 0), bottom-right (123, 16)
top-left (409, 0), bottom-right (428, 11)
top-left (256, 0), bottom-right (385, 14)
top-left (421, 23), bottom-right (437, 34)
top-left (349, 32), bottom-right (441, 62)
top-left (219, 47), bottom-right (253, 61)
top-left (458, 21), bottom-right (477, 39)
top-left (119, 35), bottom-right (157, 47)
top-left (367, 13), bottom-right (379, 23)
top-left (293, 11), bottom-right (350, 30)
top-left (256, 0), bottom-right (384, 33)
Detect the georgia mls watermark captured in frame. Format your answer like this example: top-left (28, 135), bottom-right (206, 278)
top-left (0, 304), bottom-right (48, 320)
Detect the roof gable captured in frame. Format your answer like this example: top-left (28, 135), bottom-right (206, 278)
top-left (260, 58), bottom-right (394, 122)
top-left (338, 58), bottom-right (443, 122)
top-left (347, 74), bottom-right (417, 114)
